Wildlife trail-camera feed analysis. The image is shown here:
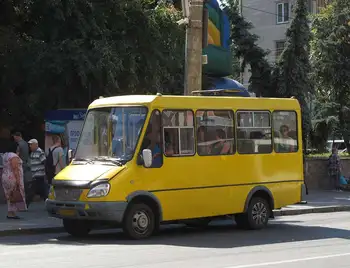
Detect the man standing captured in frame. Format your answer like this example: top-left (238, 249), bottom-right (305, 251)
top-left (28, 139), bottom-right (47, 206)
top-left (13, 132), bottom-right (29, 164)
top-left (328, 147), bottom-right (342, 192)
top-left (46, 135), bottom-right (66, 185)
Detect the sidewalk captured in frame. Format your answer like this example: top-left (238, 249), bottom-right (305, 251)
top-left (274, 190), bottom-right (350, 216)
top-left (0, 190), bottom-right (350, 236)
top-left (0, 202), bottom-right (63, 236)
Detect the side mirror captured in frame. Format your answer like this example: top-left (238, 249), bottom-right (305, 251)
top-left (68, 149), bottom-right (72, 160)
top-left (142, 149), bottom-right (152, 168)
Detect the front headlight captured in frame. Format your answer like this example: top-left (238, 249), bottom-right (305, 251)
top-left (87, 183), bottom-right (110, 198)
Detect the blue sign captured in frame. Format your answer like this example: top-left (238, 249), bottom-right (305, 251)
top-left (45, 109), bottom-right (87, 121)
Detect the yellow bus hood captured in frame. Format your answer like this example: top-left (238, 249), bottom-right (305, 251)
top-left (54, 164), bottom-right (126, 182)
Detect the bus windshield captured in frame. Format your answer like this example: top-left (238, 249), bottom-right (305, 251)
top-left (74, 106), bottom-right (147, 164)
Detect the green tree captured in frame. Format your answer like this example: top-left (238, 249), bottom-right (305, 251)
top-left (273, 0), bottom-right (313, 149)
top-left (0, 0), bottom-right (185, 133)
top-left (224, 0), bottom-right (272, 96)
top-left (311, 0), bottom-right (350, 153)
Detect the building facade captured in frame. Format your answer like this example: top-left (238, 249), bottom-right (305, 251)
top-left (240, 0), bottom-right (329, 88)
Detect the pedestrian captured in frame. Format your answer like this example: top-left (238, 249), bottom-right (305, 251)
top-left (45, 135), bottom-right (66, 185)
top-left (1, 141), bottom-right (27, 219)
top-left (328, 147), bottom-right (342, 192)
top-left (13, 132), bottom-right (29, 164)
top-left (13, 131), bottom-right (33, 204)
top-left (27, 139), bottom-right (47, 207)
top-left (0, 128), bottom-right (11, 202)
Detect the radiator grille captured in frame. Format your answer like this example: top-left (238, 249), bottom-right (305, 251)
top-left (54, 188), bottom-right (82, 201)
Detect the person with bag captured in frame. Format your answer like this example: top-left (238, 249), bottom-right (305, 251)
top-left (45, 135), bottom-right (66, 185)
top-left (1, 141), bottom-right (27, 219)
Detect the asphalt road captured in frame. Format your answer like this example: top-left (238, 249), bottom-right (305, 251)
top-left (1, 212), bottom-right (350, 268)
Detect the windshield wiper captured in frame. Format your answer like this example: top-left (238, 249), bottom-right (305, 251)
top-left (72, 158), bottom-right (94, 165)
top-left (90, 156), bottom-right (124, 166)
top-left (74, 157), bottom-right (89, 162)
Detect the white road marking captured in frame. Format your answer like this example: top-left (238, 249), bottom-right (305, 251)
top-left (225, 252), bottom-right (350, 268)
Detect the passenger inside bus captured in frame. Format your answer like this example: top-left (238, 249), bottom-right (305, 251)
top-left (197, 126), bottom-right (210, 155)
top-left (164, 131), bottom-right (174, 156)
top-left (276, 124), bottom-right (295, 153)
top-left (211, 129), bottom-right (231, 155)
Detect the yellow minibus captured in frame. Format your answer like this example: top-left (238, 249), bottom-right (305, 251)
top-left (46, 94), bottom-right (306, 239)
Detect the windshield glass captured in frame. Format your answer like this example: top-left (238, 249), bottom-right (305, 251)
top-left (74, 106), bottom-right (147, 163)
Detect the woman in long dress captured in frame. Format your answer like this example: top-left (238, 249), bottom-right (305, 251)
top-left (1, 141), bottom-right (27, 219)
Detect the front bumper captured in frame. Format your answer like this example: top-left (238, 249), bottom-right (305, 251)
top-left (45, 199), bottom-right (127, 222)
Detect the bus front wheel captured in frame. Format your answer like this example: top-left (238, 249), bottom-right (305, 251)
top-left (123, 203), bottom-right (156, 240)
top-left (236, 197), bottom-right (270, 230)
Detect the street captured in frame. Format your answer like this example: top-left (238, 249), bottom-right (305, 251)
top-left (1, 212), bottom-right (350, 268)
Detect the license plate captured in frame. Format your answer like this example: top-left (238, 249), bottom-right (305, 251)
top-left (58, 209), bottom-right (76, 217)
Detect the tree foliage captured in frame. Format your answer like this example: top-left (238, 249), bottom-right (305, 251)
top-left (311, 0), bottom-right (350, 152)
top-left (0, 0), bottom-right (185, 133)
top-left (273, 0), bottom-right (313, 148)
top-left (224, 0), bottom-right (272, 96)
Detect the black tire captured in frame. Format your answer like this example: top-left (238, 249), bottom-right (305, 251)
top-left (246, 197), bottom-right (270, 230)
top-left (185, 218), bottom-right (211, 228)
top-left (63, 219), bottom-right (91, 237)
top-left (123, 203), bottom-right (156, 240)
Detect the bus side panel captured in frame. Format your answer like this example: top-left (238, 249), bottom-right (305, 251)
top-left (115, 151), bottom-right (303, 222)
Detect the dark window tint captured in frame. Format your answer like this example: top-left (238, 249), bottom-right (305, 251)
top-left (236, 111), bottom-right (272, 154)
top-left (273, 111), bottom-right (298, 153)
top-left (196, 110), bottom-right (235, 156)
top-left (162, 110), bottom-right (195, 156)
top-left (140, 110), bottom-right (162, 167)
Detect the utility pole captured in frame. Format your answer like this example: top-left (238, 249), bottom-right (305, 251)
top-left (181, 0), bottom-right (204, 95)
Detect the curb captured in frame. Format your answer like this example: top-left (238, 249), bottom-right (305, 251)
top-left (273, 205), bottom-right (350, 216)
top-left (0, 227), bottom-right (64, 237)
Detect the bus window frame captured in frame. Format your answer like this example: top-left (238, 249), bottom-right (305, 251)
top-left (236, 109), bottom-right (273, 155)
top-left (195, 109), bottom-right (236, 156)
top-left (272, 110), bottom-right (299, 154)
top-left (162, 109), bottom-right (195, 158)
top-left (139, 109), bottom-right (163, 168)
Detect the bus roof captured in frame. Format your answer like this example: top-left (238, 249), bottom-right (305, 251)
top-left (89, 94), bottom-right (301, 111)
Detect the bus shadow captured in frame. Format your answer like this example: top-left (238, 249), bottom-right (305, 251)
top-left (2, 219), bottom-right (350, 248)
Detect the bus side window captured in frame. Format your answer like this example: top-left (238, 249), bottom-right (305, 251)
top-left (195, 110), bottom-right (235, 156)
top-left (273, 111), bottom-right (298, 153)
top-left (162, 110), bottom-right (195, 157)
top-left (236, 111), bottom-right (272, 154)
top-left (140, 110), bottom-right (163, 168)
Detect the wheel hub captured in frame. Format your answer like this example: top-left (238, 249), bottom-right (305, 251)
top-left (252, 202), bottom-right (268, 225)
top-left (132, 211), bottom-right (150, 234)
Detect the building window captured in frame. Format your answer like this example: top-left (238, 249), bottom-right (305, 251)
top-left (275, 40), bottom-right (285, 61)
top-left (162, 110), bottom-right (195, 156)
top-left (273, 111), bottom-right (298, 153)
top-left (277, 2), bottom-right (289, 23)
top-left (236, 111), bottom-right (272, 154)
top-left (196, 110), bottom-right (235, 156)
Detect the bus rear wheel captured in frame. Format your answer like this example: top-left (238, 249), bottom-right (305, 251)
top-left (122, 203), bottom-right (156, 240)
top-left (63, 219), bottom-right (91, 237)
top-left (235, 197), bottom-right (270, 230)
